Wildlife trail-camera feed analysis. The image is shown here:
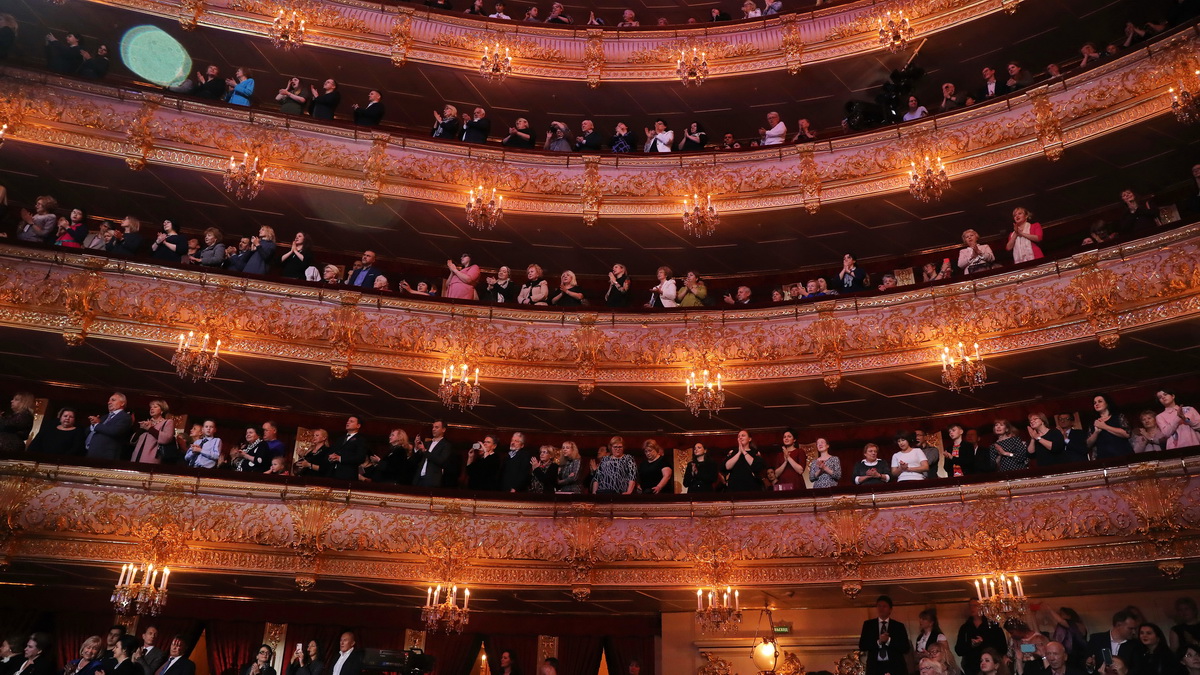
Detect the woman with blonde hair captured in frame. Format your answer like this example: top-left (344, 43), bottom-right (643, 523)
top-left (518, 264), bottom-right (549, 305)
top-left (0, 391), bottom-right (35, 453)
top-left (638, 439), bottom-right (674, 494)
top-left (64, 636), bottom-right (104, 675)
top-left (531, 444), bottom-right (559, 493)
top-left (557, 441), bottom-right (583, 494)
top-left (133, 399), bottom-right (176, 464)
top-left (551, 270), bottom-right (585, 306)
top-left (17, 195), bottom-right (58, 243)
top-left (958, 229), bottom-right (996, 275)
top-left (1005, 206), bottom-right (1044, 264)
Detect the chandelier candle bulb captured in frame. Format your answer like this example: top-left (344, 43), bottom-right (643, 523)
top-left (734, 590), bottom-right (739, 611)
top-left (697, 589), bottom-right (703, 611)
top-left (975, 579), bottom-right (983, 600)
top-left (160, 567), bottom-right (170, 590)
top-left (426, 586), bottom-right (433, 607)
top-left (1014, 576), bottom-right (1023, 595)
top-left (463, 588), bottom-right (469, 609)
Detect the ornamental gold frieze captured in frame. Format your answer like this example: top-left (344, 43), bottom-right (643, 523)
top-left (6, 459), bottom-right (1199, 589)
top-left (81, 0), bottom-right (1025, 80)
top-left (1, 227), bottom-right (1200, 385)
top-left (0, 36), bottom-right (1185, 218)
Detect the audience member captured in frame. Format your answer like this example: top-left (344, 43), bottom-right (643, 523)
top-left (644, 119), bottom-right (673, 153)
top-left (792, 118), bottom-right (817, 143)
top-left (723, 285), bottom-right (751, 305)
top-left (132, 399), bottom-right (175, 464)
top-left (445, 253), bottom-right (481, 300)
top-left (500, 432), bottom-right (532, 492)
top-left (1155, 389), bottom-right (1200, 450)
top-left (610, 122), bottom-right (634, 152)
top-left (903, 96), bottom-right (929, 121)
top-left (724, 430), bottom-right (762, 492)
top-left (345, 250), bottom-right (381, 287)
top-left (853, 443), bottom-right (890, 485)
top-left (243, 226), bottom-right (277, 275)
top-left (0, 392), bottom-right (35, 453)
top-left (760, 111), bottom-right (786, 145)
top-left (647, 266), bottom-right (678, 308)
top-left (78, 44), bottom-right (109, 79)
top-left (1006, 207), bottom-right (1044, 264)
top-left (224, 68), bottom-right (255, 106)
top-left (677, 121), bottom-right (707, 151)
top-left (958, 229), bottom-right (996, 274)
top-left (489, 2), bottom-right (511, 18)
top-left (637, 439), bottom-right (672, 494)
top-left (545, 121), bottom-right (573, 151)
top-left (939, 83), bottom-right (964, 112)
top-left (891, 431), bottom-right (928, 481)
top-left (352, 90), bottom-right (385, 126)
top-left (184, 419), bottom-right (221, 468)
top-left (557, 441), bottom-right (583, 493)
top-left (1006, 61), bottom-right (1034, 89)
top-left (958, 602), bottom-right (1008, 675)
top-left (45, 31), bottom-right (83, 74)
top-left (976, 66), bottom-right (1011, 101)
top-left (991, 419), bottom-right (1028, 471)
top-left (575, 120), bottom-right (602, 151)
top-left (592, 436), bottom-right (636, 494)
top-left (531, 444), bottom-right (560, 493)
top-left (551, 270), bottom-right (585, 305)
top-left (27, 407), bottom-right (86, 456)
top-left (859, 596), bottom-right (911, 675)
top-left (1088, 611), bottom-right (1144, 668)
top-left (518, 264), bottom-right (549, 305)
top-left (309, 79), bottom-right (341, 120)
top-left (85, 392), bottom-right (134, 461)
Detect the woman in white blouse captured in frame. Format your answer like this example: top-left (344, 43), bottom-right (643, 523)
top-left (957, 229), bottom-right (996, 275)
top-left (644, 119), bottom-right (674, 152)
top-left (902, 95), bottom-right (929, 121)
top-left (741, 0), bottom-right (762, 17)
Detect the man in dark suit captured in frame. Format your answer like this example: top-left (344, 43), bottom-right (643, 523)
top-left (328, 416), bottom-right (367, 481)
top-left (14, 633), bottom-right (57, 675)
top-left (154, 637), bottom-right (195, 675)
top-left (1087, 611), bottom-right (1142, 666)
top-left (974, 66), bottom-right (1011, 103)
top-left (344, 250), bottom-right (381, 288)
top-left (499, 431), bottom-right (532, 492)
top-left (1053, 414), bottom-right (1090, 464)
top-left (1024, 642), bottom-right (1086, 675)
top-left (574, 120), bottom-right (603, 151)
top-left (361, 428), bottom-right (412, 484)
top-left (328, 633), bottom-right (363, 675)
top-left (352, 91), bottom-right (385, 127)
top-left (132, 627), bottom-right (164, 675)
top-left (460, 107), bottom-right (491, 144)
top-left (955, 599), bottom-right (1008, 675)
top-left (858, 595), bottom-right (910, 675)
top-left (86, 393), bottom-right (134, 460)
top-left (412, 420), bottom-right (451, 488)
top-left (45, 32), bottom-right (83, 74)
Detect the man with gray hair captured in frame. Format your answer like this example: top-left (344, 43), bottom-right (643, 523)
top-left (759, 111), bottom-right (787, 145)
top-left (86, 392), bottom-right (133, 460)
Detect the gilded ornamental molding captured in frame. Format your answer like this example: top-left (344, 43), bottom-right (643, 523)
top-left (77, 0), bottom-right (1023, 82)
top-left (4, 456), bottom-right (1199, 596)
top-left (1, 31), bottom-right (1196, 223)
top-left (0, 223), bottom-right (1198, 387)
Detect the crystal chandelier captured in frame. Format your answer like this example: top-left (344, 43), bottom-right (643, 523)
top-left (682, 193), bottom-right (719, 237)
top-left (685, 369), bottom-right (725, 417)
top-left (171, 331), bottom-right (221, 383)
top-left (480, 43), bottom-right (512, 82)
top-left (974, 573), bottom-right (1027, 625)
top-left (270, 6), bottom-right (307, 50)
top-left (695, 586), bottom-right (741, 633)
top-left (439, 363), bottom-right (480, 411)
top-left (677, 48), bottom-right (709, 87)
top-left (223, 152), bottom-right (267, 200)
top-left (909, 155), bottom-right (949, 202)
top-left (466, 186), bottom-right (503, 230)
top-left (940, 342), bottom-right (986, 393)
top-left (1169, 70), bottom-right (1200, 124)
top-left (422, 584), bottom-right (470, 634)
top-left (878, 11), bottom-right (911, 52)
top-left (112, 563), bottom-right (171, 616)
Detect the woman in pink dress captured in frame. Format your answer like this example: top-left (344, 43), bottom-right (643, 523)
top-left (445, 253), bottom-right (480, 300)
top-left (1156, 388), bottom-right (1200, 450)
top-left (132, 399), bottom-right (176, 464)
top-left (1005, 206), bottom-right (1044, 264)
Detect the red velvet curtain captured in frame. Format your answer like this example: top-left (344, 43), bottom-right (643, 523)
top-left (48, 612), bottom-right (107, 670)
top-left (483, 635), bottom-right (539, 675)
top-left (603, 636), bottom-right (654, 675)
top-left (204, 620), bottom-right (265, 675)
top-left (424, 631), bottom-right (482, 675)
top-left (556, 635), bottom-right (603, 675)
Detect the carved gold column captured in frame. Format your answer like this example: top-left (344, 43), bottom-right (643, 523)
top-left (61, 259), bottom-right (109, 346)
top-left (798, 144), bottom-right (821, 214)
top-left (390, 13), bottom-right (414, 67)
top-left (819, 497), bottom-right (872, 598)
top-left (780, 14), bottom-right (804, 75)
top-left (561, 502), bottom-right (608, 601)
top-left (125, 98), bottom-right (161, 171)
top-left (584, 29), bottom-right (605, 88)
top-left (327, 292), bottom-right (364, 378)
top-left (178, 0), bottom-right (207, 29)
top-left (1026, 87), bottom-right (1064, 162)
top-left (1065, 253), bottom-right (1122, 348)
top-left (286, 489), bottom-right (348, 589)
top-left (572, 314), bottom-right (605, 398)
top-left (362, 133), bottom-right (391, 205)
top-left (581, 156), bottom-right (601, 226)
top-left (808, 304), bottom-right (848, 390)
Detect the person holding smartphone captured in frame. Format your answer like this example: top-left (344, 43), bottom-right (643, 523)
top-left (286, 641), bottom-right (322, 675)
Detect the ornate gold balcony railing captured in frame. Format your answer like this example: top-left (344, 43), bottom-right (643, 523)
top-left (79, 0), bottom-right (1025, 82)
top-left (1, 29), bottom-right (1195, 223)
top-left (1, 455), bottom-right (1197, 599)
top-left (0, 222), bottom-right (1198, 389)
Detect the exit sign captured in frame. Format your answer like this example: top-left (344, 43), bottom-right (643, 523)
top-left (773, 622), bottom-right (793, 634)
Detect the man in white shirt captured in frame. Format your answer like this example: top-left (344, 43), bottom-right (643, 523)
top-left (488, 1), bottom-right (510, 18)
top-left (759, 111), bottom-right (786, 145)
top-left (890, 432), bottom-right (929, 481)
top-left (330, 633), bottom-right (362, 675)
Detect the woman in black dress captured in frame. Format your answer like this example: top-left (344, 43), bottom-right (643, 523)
top-left (286, 640), bottom-right (323, 675)
top-left (684, 442), bottom-right (719, 493)
top-left (240, 645), bottom-right (277, 675)
top-left (530, 445), bottom-right (559, 494)
top-left (0, 391), bottom-right (35, 453)
top-left (638, 439), bottom-right (673, 494)
top-left (990, 419), bottom-right (1028, 471)
top-left (28, 407), bottom-right (86, 456)
top-left (605, 264), bottom-right (630, 307)
top-left (724, 430), bottom-right (762, 492)
top-left (99, 636), bottom-right (139, 675)
top-left (279, 232), bottom-right (314, 280)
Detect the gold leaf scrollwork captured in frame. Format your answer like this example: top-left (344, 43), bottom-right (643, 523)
top-left (228, 0), bottom-right (371, 33)
top-left (778, 652), bottom-right (807, 675)
top-left (390, 13), bottom-right (414, 67)
top-left (1026, 87), bottom-right (1064, 162)
top-left (124, 98), bottom-right (160, 171)
top-left (798, 144), bottom-right (821, 214)
top-left (285, 489), bottom-right (348, 584)
top-left (418, 504), bottom-right (481, 584)
top-left (780, 14), bottom-right (804, 75)
top-left (432, 30), bottom-right (565, 62)
top-left (133, 482), bottom-right (194, 570)
top-left (698, 651), bottom-right (735, 675)
top-left (0, 467), bottom-right (50, 568)
top-left (1065, 255), bottom-right (1123, 349)
top-left (572, 314), bottom-right (606, 398)
top-left (363, 133), bottom-right (392, 205)
top-left (560, 502), bottom-right (609, 599)
top-left (808, 306), bottom-right (848, 390)
top-left (327, 292), bottom-right (364, 378)
top-left (837, 652), bottom-right (867, 675)
top-left (178, 0), bottom-right (206, 30)
top-left (628, 37), bottom-right (759, 65)
top-left (581, 156), bottom-right (602, 226)
top-left (584, 29), bottom-right (605, 89)
top-left (61, 262), bottom-right (109, 346)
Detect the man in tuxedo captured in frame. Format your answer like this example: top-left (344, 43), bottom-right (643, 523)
top-left (412, 420), bottom-right (451, 488)
top-left (14, 633), bottom-right (56, 675)
top-left (329, 416), bottom-right (367, 481)
top-left (86, 394), bottom-right (134, 460)
top-left (155, 637), bottom-right (195, 675)
top-left (132, 627), bottom-right (164, 675)
top-left (460, 107), bottom-right (491, 144)
top-left (499, 431), bottom-right (531, 492)
top-left (329, 633), bottom-right (363, 675)
top-left (858, 595), bottom-right (910, 675)
top-left (1054, 414), bottom-right (1089, 464)
top-left (975, 66), bottom-right (1010, 102)
top-left (1087, 611), bottom-right (1142, 665)
top-left (345, 250), bottom-right (381, 288)
top-left (352, 90), bottom-right (385, 127)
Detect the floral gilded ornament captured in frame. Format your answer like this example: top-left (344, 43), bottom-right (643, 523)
top-left (1065, 255), bottom-right (1123, 348)
top-left (0, 467), bottom-right (49, 568)
top-left (571, 314), bottom-right (605, 398)
top-left (432, 30), bottom-right (565, 63)
top-left (779, 14), bottom-right (805, 75)
top-left (124, 98), bottom-right (160, 171)
top-left (797, 144), bottom-right (821, 214)
top-left (327, 292), bottom-right (364, 378)
top-left (1113, 463), bottom-right (1190, 578)
top-left (1026, 87), bottom-right (1064, 161)
top-left (178, 0), bottom-right (206, 29)
top-left (580, 156), bottom-right (602, 226)
top-left (819, 498), bottom-right (872, 597)
top-left (60, 260), bottom-right (109, 346)
top-left (389, 13), bottom-right (414, 67)
top-left (228, 0), bottom-right (371, 34)
top-left (362, 133), bottom-right (392, 205)
top-left (627, 37), bottom-right (759, 65)
top-left (584, 29), bottom-right (605, 89)
top-left (809, 306), bottom-right (848, 390)
top-left (285, 489), bottom-right (348, 586)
